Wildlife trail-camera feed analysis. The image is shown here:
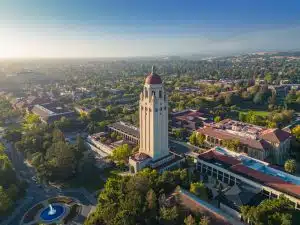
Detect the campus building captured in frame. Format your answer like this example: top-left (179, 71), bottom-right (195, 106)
top-left (197, 119), bottom-right (291, 165)
top-left (129, 66), bottom-right (184, 173)
top-left (32, 102), bottom-right (76, 123)
top-left (107, 121), bottom-right (139, 144)
top-left (171, 109), bottom-right (213, 132)
top-left (195, 147), bottom-right (300, 212)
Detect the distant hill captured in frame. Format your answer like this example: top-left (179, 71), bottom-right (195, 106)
top-left (272, 51), bottom-right (300, 57)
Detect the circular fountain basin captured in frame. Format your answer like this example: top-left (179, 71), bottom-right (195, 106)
top-left (40, 204), bottom-right (66, 222)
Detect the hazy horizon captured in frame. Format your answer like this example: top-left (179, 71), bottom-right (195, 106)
top-left (1, 0), bottom-right (300, 58)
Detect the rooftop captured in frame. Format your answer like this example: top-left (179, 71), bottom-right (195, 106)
top-left (108, 121), bottom-right (140, 138)
top-left (197, 119), bottom-right (291, 150)
top-left (198, 147), bottom-right (300, 199)
top-left (32, 102), bottom-right (76, 123)
top-left (130, 152), bottom-right (150, 162)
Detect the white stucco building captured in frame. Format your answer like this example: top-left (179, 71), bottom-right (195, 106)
top-left (129, 66), bottom-right (184, 173)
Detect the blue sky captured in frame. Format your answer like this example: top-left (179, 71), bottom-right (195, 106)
top-left (0, 0), bottom-right (300, 58)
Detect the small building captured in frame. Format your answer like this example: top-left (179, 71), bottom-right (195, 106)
top-left (86, 132), bottom-right (125, 156)
top-left (172, 109), bottom-right (213, 132)
top-left (32, 102), bottom-right (76, 124)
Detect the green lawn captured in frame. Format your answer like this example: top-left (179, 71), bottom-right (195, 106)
top-left (237, 110), bottom-right (270, 117)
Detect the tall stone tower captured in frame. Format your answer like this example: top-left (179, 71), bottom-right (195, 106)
top-left (139, 66), bottom-right (169, 160)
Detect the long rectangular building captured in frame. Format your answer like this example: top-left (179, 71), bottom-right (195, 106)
top-left (195, 146), bottom-right (300, 209)
top-left (107, 121), bottom-right (140, 144)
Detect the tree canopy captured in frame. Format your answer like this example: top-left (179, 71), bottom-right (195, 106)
top-left (84, 168), bottom-right (194, 225)
top-left (241, 196), bottom-right (299, 225)
top-left (284, 159), bottom-right (297, 174)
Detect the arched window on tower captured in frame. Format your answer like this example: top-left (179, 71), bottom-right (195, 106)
top-left (144, 88), bottom-right (148, 98)
top-left (159, 90), bottom-right (162, 98)
top-left (152, 91), bottom-right (156, 96)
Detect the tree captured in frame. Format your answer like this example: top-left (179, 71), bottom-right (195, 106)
top-left (3, 129), bottom-right (22, 142)
top-left (0, 154), bottom-right (16, 186)
top-left (239, 112), bottom-right (246, 122)
top-left (190, 182), bottom-right (208, 201)
top-left (189, 132), bottom-right (197, 146)
top-left (54, 117), bottom-right (72, 130)
top-left (87, 121), bottom-right (98, 134)
top-left (146, 189), bottom-right (157, 211)
top-left (73, 135), bottom-right (86, 161)
top-left (223, 139), bottom-right (243, 152)
top-left (214, 116), bottom-right (221, 123)
top-left (106, 105), bottom-right (113, 113)
top-left (224, 94), bottom-right (233, 105)
top-left (23, 113), bottom-right (41, 130)
top-left (199, 216), bottom-right (210, 225)
top-left (6, 184), bottom-right (18, 201)
top-left (98, 120), bottom-right (110, 131)
top-left (292, 125), bottom-right (300, 141)
top-left (264, 72), bottom-right (273, 84)
top-left (88, 108), bottom-right (104, 122)
top-left (0, 143), bottom-right (4, 153)
top-left (241, 196), bottom-right (296, 225)
top-left (189, 132), bottom-right (205, 147)
top-left (159, 206), bottom-right (179, 225)
top-left (45, 141), bottom-right (76, 180)
top-left (253, 92), bottom-right (264, 105)
top-left (145, 189), bottom-right (157, 224)
top-left (31, 152), bottom-right (44, 167)
top-left (184, 215), bottom-right (196, 225)
top-left (284, 159), bottom-right (297, 174)
top-left (52, 129), bottom-right (65, 142)
top-left (0, 186), bottom-right (12, 214)
top-left (111, 144), bottom-right (132, 165)
top-left (197, 133), bottom-right (206, 146)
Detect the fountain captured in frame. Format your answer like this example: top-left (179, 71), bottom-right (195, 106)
top-left (48, 204), bottom-right (56, 216)
top-left (40, 203), bottom-right (66, 222)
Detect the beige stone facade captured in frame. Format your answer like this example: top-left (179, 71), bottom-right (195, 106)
top-left (139, 83), bottom-right (169, 161)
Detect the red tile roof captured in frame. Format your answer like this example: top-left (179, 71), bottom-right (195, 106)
top-left (198, 149), bottom-right (300, 199)
top-left (197, 127), bottom-right (267, 151)
top-left (199, 150), bottom-right (241, 166)
top-left (260, 128), bottom-right (291, 143)
top-left (145, 73), bottom-right (162, 84)
top-left (131, 152), bottom-right (150, 162)
top-left (230, 164), bottom-right (300, 198)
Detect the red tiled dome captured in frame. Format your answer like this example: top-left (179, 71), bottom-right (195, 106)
top-left (145, 66), bottom-right (162, 84)
top-left (145, 73), bottom-right (162, 84)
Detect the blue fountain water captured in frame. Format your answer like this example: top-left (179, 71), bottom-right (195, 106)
top-left (40, 204), bottom-right (65, 222)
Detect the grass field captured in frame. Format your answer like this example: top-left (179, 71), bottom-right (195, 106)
top-left (237, 110), bottom-right (270, 117)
